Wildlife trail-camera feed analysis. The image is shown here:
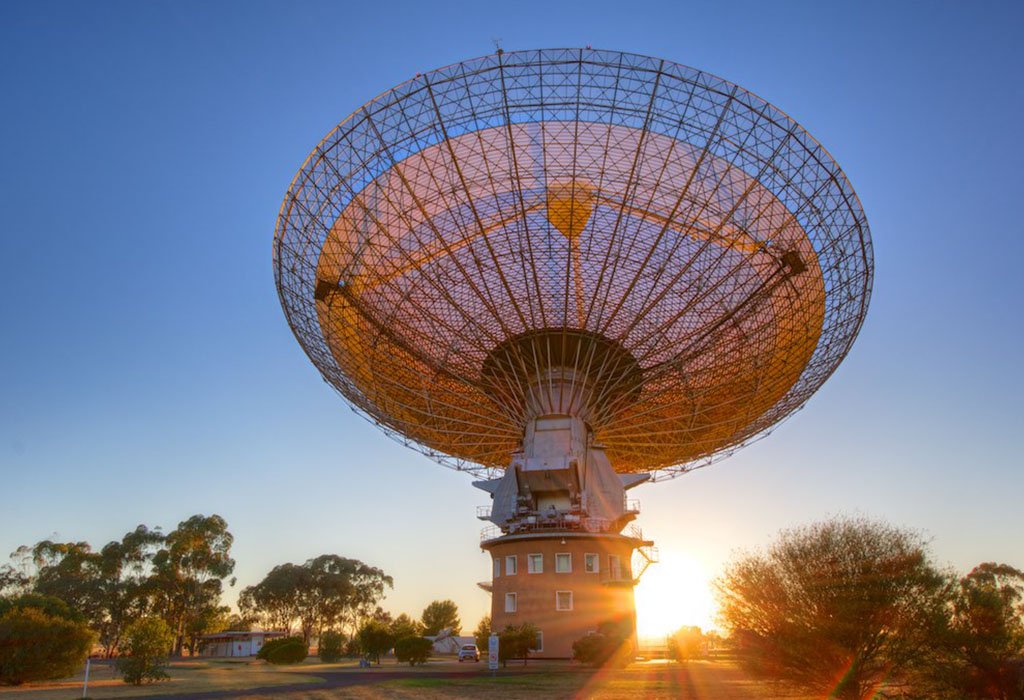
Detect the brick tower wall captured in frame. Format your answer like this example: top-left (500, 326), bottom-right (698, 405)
top-left (484, 533), bottom-right (638, 659)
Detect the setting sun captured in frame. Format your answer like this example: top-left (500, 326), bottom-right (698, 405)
top-left (634, 554), bottom-right (717, 638)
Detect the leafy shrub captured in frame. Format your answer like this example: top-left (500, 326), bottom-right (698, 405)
top-left (668, 626), bottom-right (704, 661)
top-left (116, 617), bottom-right (173, 685)
top-left (356, 620), bottom-right (395, 664)
top-left (572, 619), bottom-right (634, 667)
top-left (572, 633), bottom-right (632, 667)
top-left (498, 623), bottom-right (538, 666)
top-left (393, 636), bottom-right (432, 666)
top-left (257, 636), bottom-right (298, 661)
top-left (257, 636), bottom-right (307, 664)
top-left (318, 631), bottom-right (344, 663)
top-left (0, 607), bottom-right (94, 685)
top-left (572, 633), bottom-right (607, 665)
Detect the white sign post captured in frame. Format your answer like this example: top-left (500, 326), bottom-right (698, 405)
top-left (487, 633), bottom-right (499, 672)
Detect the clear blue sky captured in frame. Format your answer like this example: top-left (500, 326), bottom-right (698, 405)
top-left (2, 0), bottom-right (1022, 635)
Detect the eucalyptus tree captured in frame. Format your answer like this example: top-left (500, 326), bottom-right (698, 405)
top-left (241, 555), bottom-right (392, 646)
top-left (922, 563), bottom-right (1024, 699)
top-left (421, 599), bottom-right (461, 636)
top-left (95, 525), bottom-right (165, 654)
top-left (149, 515), bottom-right (235, 655)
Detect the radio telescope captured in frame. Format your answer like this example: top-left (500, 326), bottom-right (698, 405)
top-left (273, 48), bottom-right (873, 658)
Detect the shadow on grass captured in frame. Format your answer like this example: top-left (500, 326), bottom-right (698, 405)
top-left (388, 672), bottom-right (581, 689)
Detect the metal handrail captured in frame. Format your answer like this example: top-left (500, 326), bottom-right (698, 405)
top-left (600, 568), bottom-right (634, 584)
top-left (481, 516), bottom-right (633, 542)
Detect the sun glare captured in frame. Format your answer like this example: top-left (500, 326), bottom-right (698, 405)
top-left (634, 554), bottom-right (717, 638)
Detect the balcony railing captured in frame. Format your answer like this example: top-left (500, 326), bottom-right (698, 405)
top-left (600, 568), bottom-right (635, 586)
top-left (481, 516), bottom-right (636, 542)
top-left (479, 498), bottom-right (637, 526)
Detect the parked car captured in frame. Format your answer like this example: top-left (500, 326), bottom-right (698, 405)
top-left (458, 644), bottom-right (480, 662)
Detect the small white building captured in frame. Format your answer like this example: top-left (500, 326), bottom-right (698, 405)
top-left (199, 630), bottom-right (288, 657)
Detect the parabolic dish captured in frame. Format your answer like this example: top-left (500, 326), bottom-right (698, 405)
top-left (273, 48), bottom-right (873, 479)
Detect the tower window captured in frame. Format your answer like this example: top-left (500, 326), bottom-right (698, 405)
top-left (531, 630), bottom-right (544, 652)
top-left (556, 590), bottom-right (573, 611)
top-left (584, 553), bottom-right (599, 573)
top-left (555, 553), bottom-right (571, 573)
top-left (493, 558), bottom-right (500, 578)
top-left (528, 553), bottom-right (543, 574)
top-left (505, 592), bottom-right (517, 613)
top-left (506, 555), bottom-right (517, 575)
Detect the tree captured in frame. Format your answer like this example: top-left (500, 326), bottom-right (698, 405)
top-left (24, 541), bottom-right (105, 632)
top-left (9, 525), bottom-right (165, 657)
top-left (240, 556), bottom-right (392, 646)
top-left (184, 604), bottom-right (232, 655)
top-left (421, 599), bottom-right (461, 636)
top-left (0, 593), bottom-right (83, 623)
top-left (116, 616), bottom-right (173, 685)
top-left (368, 606), bottom-right (393, 625)
top-left (0, 607), bottom-right (94, 685)
top-left (95, 525), bottom-right (165, 656)
top-left (149, 514), bottom-right (235, 655)
top-left (357, 619), bottom-right (395, 664)
top-left (318, 630), bottom-right (344, 663)
top-left (239, 563), bottom-right (307, 638)
top-left (473, 615), bottom-right (490, 653)
top-left (394, 636), bottom-right (432, 666)
top-left (390, 613), bottom-right (423, 640)
top-left (306, 555), bottom-right (392, 640)
top-left (220, 613), bottom-right (251, 632)
top-left (0, 565), bottom-right (29, 598)
top-left (715, 517), bottom-right (949, 700)
top-left (922, 563), bottom-right (1024, 699)
top-left (668, 626), bottom-right (705, 661)
top-left (499, 623), bottom-right (538, 667)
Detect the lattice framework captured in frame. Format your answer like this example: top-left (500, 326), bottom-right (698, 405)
top-left (274, 49), bottom-right (873, 480)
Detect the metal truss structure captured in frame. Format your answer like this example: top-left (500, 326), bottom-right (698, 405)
top-left (274, 48), bottom-right (873, 480)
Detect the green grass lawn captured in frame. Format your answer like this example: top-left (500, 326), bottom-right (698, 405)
top-left (0, 657), bottom-right (817, 700)
top-left (367, 661), bottom-right (814, 700)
